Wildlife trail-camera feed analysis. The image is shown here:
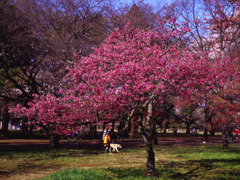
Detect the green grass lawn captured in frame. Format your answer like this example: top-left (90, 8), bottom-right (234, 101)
top-left (1, 144), bottom-right (240, 180)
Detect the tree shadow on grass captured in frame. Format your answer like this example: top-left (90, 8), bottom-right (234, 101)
top-left (0, 162), bottom-right (62, 178)
top-left (0, 144), bottom-right (100, 157)
top-left (0, 147), bottom-right (100, 179)
top-left (105, 167), bottom-right (183, 179)
top-left (157, 158), bottom-right (240, 179)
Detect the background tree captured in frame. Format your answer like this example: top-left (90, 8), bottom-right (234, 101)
top-left (1, 0), bottom-right (115, 135)
top-left (167, 0), bottom-right (240, 142)
top-left (175, 102), bottom-right (199, 135)
top-left (0, 0), bottom-right (43, 135)
top-left (111, 1), bottom-right (159, 30)
top-left (209, 57), bottom-right (240, 148)
top-left (204, 0), bottom-right (240, 147)
top-left (13, 0), bottom-right (112, 94)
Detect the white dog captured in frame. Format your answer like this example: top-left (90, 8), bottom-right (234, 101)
top-left (108, 143), bottom-right (122, 153)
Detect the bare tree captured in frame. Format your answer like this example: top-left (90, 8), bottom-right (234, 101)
top-left (13, 0), bottom-right (112, 94)
top-left (111, 1), bottom-right (159, 30)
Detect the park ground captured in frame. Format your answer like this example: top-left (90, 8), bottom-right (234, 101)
top-left (0, 135), bottom-right (240, 179)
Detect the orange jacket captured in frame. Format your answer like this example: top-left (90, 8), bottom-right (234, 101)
top-left (104, 134), bottom-right (110, 144)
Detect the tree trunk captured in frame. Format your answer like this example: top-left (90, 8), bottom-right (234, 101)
top-left (143, 133), bottom-right (155, 176)
top-left (210, 129), bottom-right (215, 136)
top-left (21, 116), bottom-right (28, 134)
top-left (49, 134), bottom-right (60, 148)
top-left (143, 116), bottom-right (147, 131)
top-left (186, 123), bottom-right (190, 135)
top-left (129, 118), bottom-right (136, 138)
top-left (152, 123), bottom-right (158, 145)
top-left (204, 128), bottom-right (208, 142)
top-left (128, 121), bottom-right (131, 134)
top-left (222, 131), bottom-right (228, 149)
top-left (173, 128), bottom-right (178, 136)
top-left (29, 124), bottom-right (34, 136)
top-left (1, 105), bottom-right (10, 137)
top-left (111, 121), bottom-right (115, 132)
top-left (93, 124), bottom-right (97, 136)
top-left (118, 121), bottom-right (125, 132)
top-left (210, 122), bottom-right (215, 136)
top-left (142, 101), bottom-right (155, 176)
top-left (90, 124), bottom-right (97, 136)
top-left (163, 120), bottom-right (169, 136)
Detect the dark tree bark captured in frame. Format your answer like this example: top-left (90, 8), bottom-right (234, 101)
top-left (49, 133), bottom-right (60, 148)
top-left (118, 121), bottom-right (125, 132)
top-left (111, 121), bottom-right (115, 132)
top-left (163, 120), bottom-right (169, 136)
top-left (29, 124), bottom-right (34, 136)
top-left (203, 105), bottom-right (215, 142)
top-left (204, 128), bottom-right (208, 142)
top-left (93, 124), bottom-right (97, 136)
top-left (46, 124), bottom-right (60, 148)
top-left (222, 130), bottom-right (228, 149)
top-left (129, 118), bottom-right (136, 138)
top-left (210, 121), bottom-right (215, 136)
top-left (21, 116), bottom-right (28, 134)
top-left (152, 122), bottom-right (158, 145)
top-left (142, 133), bottom-right (155, 176)
top-left (142, 101), bottom-right (155, 176)
top-left (173, 128), bottom-right (178, 136)
top-left (1, 105), bottom-right (10, 137)
top-left (186, 123), bottom-right (191, 135)
top-left (210, 129), bottom-right (215, 136)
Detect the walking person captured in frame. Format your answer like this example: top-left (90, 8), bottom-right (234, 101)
top-left (102, 124), bottom-right (110, 140)
top-left (102, 124), bottom-right (110, 153)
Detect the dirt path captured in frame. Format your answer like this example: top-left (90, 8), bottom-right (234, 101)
top-left (1, 136), bottom-right (239, 152)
